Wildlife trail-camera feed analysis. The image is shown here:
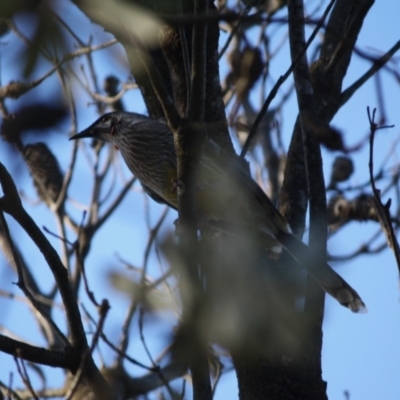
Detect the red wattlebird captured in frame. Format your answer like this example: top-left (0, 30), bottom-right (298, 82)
top-left (70, 111), bottom-right (366, 312)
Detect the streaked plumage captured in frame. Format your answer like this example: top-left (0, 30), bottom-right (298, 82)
top-left (70, 111), bottom-right (366, 313)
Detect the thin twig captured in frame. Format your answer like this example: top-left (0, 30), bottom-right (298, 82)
top-left (138, 307), bottom-right (177, 398)
top-left (14, 354), bottom-right (39, 400)
top-left (0, 163), bottom-right (87, 350)
top-left (240, 0), bottom-right (336, 158)
top-left (218, 6), bottom-right (250, 60)
top-left (0, 211), bottom-right (68, 346)
top-left (74, 241), bottom-right (101, 307)
top-left (177, 1), bottom-right (192, 115)
top-left (64, 300), bottom-right (110, 400)
top-left (0, 379), bottom-right (23, 400)
top-left (367, 107), bottom-right (400, 273)
top-left (117, 207), bottom-right (169, 363)
top-left (188, 0), bottom-right (208, 122)
top-left (340, 40), bottom-right (400, 106)
top-left (81, 303), bottom-right (154, 371)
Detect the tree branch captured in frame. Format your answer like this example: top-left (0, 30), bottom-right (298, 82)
top-left (287, 0), bottom-right (326, 375)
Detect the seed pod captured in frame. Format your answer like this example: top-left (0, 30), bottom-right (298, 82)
top-left (328, 193), bottom-right (377, 226)
top-left (23, 142), bottom-right (64, 207)
top-left (1, 114), bottom-right (22, 147)
top-left (228, 46), bottom-right (263, 100)
top-left (104, 75), bottom-right (124, 112)
top-left (330, 156), bottom-right (354, 184)
top-left (327, 195), bottom-right (350, 225)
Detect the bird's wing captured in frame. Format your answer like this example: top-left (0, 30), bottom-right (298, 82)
top-left (202, 138), bottom-right (366, 312)
top-left (202, 138), bottom-right (290, 236)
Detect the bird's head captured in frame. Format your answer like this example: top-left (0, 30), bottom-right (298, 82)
top-left (70, 112), bottom-right (149, 144)
top-left (70, 112), bottom-right (122, 143)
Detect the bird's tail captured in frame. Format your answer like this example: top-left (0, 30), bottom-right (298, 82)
top-left (275, 231), bottom-right (366, 313)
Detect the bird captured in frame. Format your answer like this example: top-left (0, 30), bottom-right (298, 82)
top-left (70, 111), bottom-right (366, 313)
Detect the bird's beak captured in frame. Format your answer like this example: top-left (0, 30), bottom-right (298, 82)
top-left (69, 128), bottom-right (94, 141)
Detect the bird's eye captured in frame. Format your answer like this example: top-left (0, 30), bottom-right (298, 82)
top-left (100, 114), bottom-right (117, 136)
